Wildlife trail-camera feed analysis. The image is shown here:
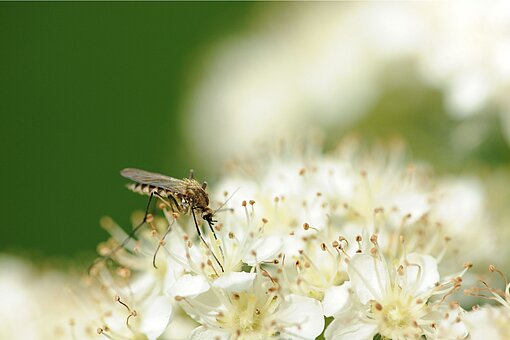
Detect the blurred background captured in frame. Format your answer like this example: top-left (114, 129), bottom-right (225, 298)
top-left (1, 2), bottom-right (509, 264)
top-left (0, 3), bottom-right (255, 260)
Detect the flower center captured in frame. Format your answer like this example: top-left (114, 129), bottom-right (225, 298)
top-left (372, 288), bottom-right (426, 339)
top-left (218, 293), bottom-right (264, 336)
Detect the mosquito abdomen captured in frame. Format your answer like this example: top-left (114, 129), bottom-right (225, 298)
top-left (126, 183), bottom-right (169, 197)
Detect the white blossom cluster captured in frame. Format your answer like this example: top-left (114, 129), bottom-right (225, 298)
top-left (186, 1), bottom-right (510, 166)
top-left (46, 141), bottom-right (504, 340)
top-left (2, 141), bottom-right (508, 339)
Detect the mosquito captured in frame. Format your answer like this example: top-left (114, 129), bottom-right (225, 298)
top-left (91, 168), bottom-right (224, 273)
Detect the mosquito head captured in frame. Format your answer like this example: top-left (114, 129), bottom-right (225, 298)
top-left (202, 208), bottom-right (216, 226)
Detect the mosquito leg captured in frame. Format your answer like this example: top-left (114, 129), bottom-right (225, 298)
top-left (152, 218), bottom-right (175, 269)
top-left (89, 192), bottom-right (155, 275)
top-left (192, 209), bottom-right (224, 272)
top-left (151, 192), bottom-right (178, 269)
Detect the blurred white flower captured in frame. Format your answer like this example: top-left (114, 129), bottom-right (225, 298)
top-left (186, 1), bottom-right (510, 165)
top-left (463, 265), bottom-right (510, 340)
top-left (464, 306), bottom-right (510, 340)
top-left (0, 256), bottom-right (65, 339)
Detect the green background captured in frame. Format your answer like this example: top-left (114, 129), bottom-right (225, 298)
top-left (1, 3), bottom-right (509, 261)
top-left (0, 3), bottom-right (256, 259)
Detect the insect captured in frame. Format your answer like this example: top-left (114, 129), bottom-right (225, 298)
top-left (121, 167), bottom-right (216, 228)
top-left (90, 168), bottom-right (224, 273)
top-left (121, 168), bottom-right (224, 269)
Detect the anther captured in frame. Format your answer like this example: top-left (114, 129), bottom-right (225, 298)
top-left (116, 267), bottom-right (131, 278)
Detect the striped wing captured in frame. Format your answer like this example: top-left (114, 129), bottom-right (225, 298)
top-left (120, 168), bottom-right (184, 191)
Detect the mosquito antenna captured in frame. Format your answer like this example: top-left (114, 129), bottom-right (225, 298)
top-left (202, 188), bottom-right (240, 259)
top-left (213, 187), bottom-right (240, 215)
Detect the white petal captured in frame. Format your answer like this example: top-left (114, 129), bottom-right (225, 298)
top-left (212, 272), bottom-right (256, 292)
top-left (276, 294), bottom-right (324, 340)
top-left (388, 191), bottom-right (429, 225)
top-left (168, 274), bottom-right (210, 298)
top-left (118, 272), bottom-right (156, 297)
top-left (322, 282), bottom-right (351, 317)
top-left (348, 254), bottom-right (388, 304)
top-left (463, 306), bottom-right (508, 340)
top-left (244, 236), bottom-right (283, 265)
top-left (402, 253), bottom-right (440, 295)
top-left (324, 312), bottom-right (378, 340)
top-left (190, 326), bottom-right (229, 340)
top-left (139, 295), bottom-right (174, 340)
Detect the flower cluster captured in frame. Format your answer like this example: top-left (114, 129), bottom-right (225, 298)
top-left (185, 1), bottom-right (510, 165)
top-left (66, 141), bottom-right (503, 340)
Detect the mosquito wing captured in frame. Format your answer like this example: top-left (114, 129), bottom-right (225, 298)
top-left (120, 168), bottom-right (184, 191)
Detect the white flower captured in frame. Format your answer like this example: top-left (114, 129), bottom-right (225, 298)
top-left (325, 250), bottom-right (468, 340)
top-left (170, 270), bottom-right (324, 340)
top-left (88, 266), bottom-right (173, 340)
top-left (464, 306), bottom-right (510, 340)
